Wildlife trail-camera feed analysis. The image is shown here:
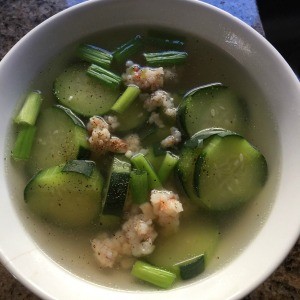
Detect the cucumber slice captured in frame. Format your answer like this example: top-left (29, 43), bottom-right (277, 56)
top-left (177, 83), bottom-right (248, 137)
top-left (178, 254), bottom-right (205, 280)
top-left (197, 134), bottom-right (268, 210)
top-left (177, 131), bottom-right (218, 204)
top-left (54, 63), bottom-right (120, 117)
top-left (24, 160), bottom-right (103, 227)
top-left (27, 105), bottom-right (90, 175)
top-left (102, 157), bottom-right (131, 217)
top-left (62, 160), bottom-right (95, 177)
top-left (177, 130), bottom-right (268, 211)
top-left (146, 213), bottom-right (219, 274)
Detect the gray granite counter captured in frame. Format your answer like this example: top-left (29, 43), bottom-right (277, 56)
top-left (0, 0), bottom-right (299, 299)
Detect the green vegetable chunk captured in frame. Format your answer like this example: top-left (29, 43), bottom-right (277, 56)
top-left (11, 126), bottom-right (36, 161)
top-left (27, 105), bottom-right (90, 175)
top-left (143, 51), bottom-right (188, 66)
top-left (131, 153), bottom-right (162, 190)
top-left (158, 151), bottom-right (179, 183)
top-left (178, 254), bottom-right (205, 280)
top-left (77, 44), bottom-right (113, 69)
top-left (147, 213), bottom-right (218, 275)
top-left (196, 134), bottom-right (268, 210)
top-left (131, 260), bottom-right (176, 289)
top-left (177, 83), bottom-right (248, 137)
top-left (102, 157), bottom-right (131, 217)
top-left (111, 85), bottom-right (141, 114)
top-left (177, 129), bottom-right (268, 211)
top-left (130, 169), bottom-right (149, 204)
top-left (54, 63), bottom-right (120, 117)
top-left (14, 91), bottom-right (43, 126)
top-left (24, 160), bottom-right (103, 227)
top-left (87, 64), bottom-right (122, 89)
top-left (113, 35), bottom-right (144, 64)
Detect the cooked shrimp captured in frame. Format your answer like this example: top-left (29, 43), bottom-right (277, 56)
top-left (87, 116), bottom-right (127, 154)
top-left (150, 189), bottom-right (183, 234)
top-left (122, 63), bottom-right (164, 91)
top-left (122, 214), bottom-right (158, 257)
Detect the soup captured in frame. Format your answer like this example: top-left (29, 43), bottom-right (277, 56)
top-left (7, 26), bottom-right (279, 290)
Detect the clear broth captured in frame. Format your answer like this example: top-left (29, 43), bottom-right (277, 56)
top-left (6, 26), bottom-right (280, 290)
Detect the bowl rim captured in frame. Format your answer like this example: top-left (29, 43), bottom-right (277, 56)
top-left (0, 0), bottom-right (299, 299)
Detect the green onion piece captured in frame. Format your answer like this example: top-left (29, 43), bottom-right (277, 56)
top-left (111, 85), bottom-right (141, 114)
top-left (130, 169), bottom-right (149, 204)
top-left (11, 126), bottom-right (36, 161)
top-left (113, 35), bottom-right (143, 64)
top-left (131, 260), bottom-right (176, 289)
top-left (14, 91), bottom-right (42, 126)
top-left (143, 51), bottom-right (188, 67)
top-left (158, 152), bottom-right (179, 183)
top-left (130, 153), bottom-right (162, 190)
top-left (87, 64), bottom-right (122, 89)
top-left (77, 44), bottom-right (113, 69)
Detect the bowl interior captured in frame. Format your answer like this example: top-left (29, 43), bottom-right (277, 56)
top-left (0, 0), bottom-right (299, 299)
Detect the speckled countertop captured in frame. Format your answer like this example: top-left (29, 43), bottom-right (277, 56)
top-left (0, 0), bottom-right (299, 299)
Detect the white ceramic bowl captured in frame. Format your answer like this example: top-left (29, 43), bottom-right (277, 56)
top-left (0, 0), bottom-right (299, 299)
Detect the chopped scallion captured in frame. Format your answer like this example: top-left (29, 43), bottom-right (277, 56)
top-left (131, 260), bottom-right (176, 289)
top-left (14, 91), bottom-right (42, 126)
top-left (113, 35), bottom-right (143, 64)
top-left (158, 152), bottom-right (179, 183)
top-left (143, 51), bottom-right (188, 67)
top-left (87, 64), bottom-right (122, 89)
top-left (130, 169), bottom-right (149, 204)
top-left (77, 44), bottom-right (113, 69)
top-left (11, 126), bottom-right (36, 161)
top-left (111, 85), bottom-right (140, 114)
top-left (130, 153), bottom-right (162, 190)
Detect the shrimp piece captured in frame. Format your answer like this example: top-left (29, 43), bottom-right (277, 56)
top-left (87, 116), bottom-right (109, 133)
top-left (161, 127), bottom-right (182, 148)
top-left (87, 116), bottom-right (127, 154)
top-left (150, 189), bottom-right (183, 234)
top-left (124, 134), bottom-right (147, 158)
top-left (140, 202), bottom-right (156, 220)
top-left (122, 63), bottom-right (164, 91)
top-left (144, 90), bottom-right (176, 116)
top-left (122, 214), bottom-right (158, 257)
top-left (107, 137), bottom-right (128, 153)
top-left (91, 233), bottom-right (121, 268)
top-left (91, 231), bottom-right (133, 268)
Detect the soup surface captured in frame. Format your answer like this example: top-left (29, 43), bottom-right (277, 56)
top-left (6, 26), bottom-right (280, 290)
